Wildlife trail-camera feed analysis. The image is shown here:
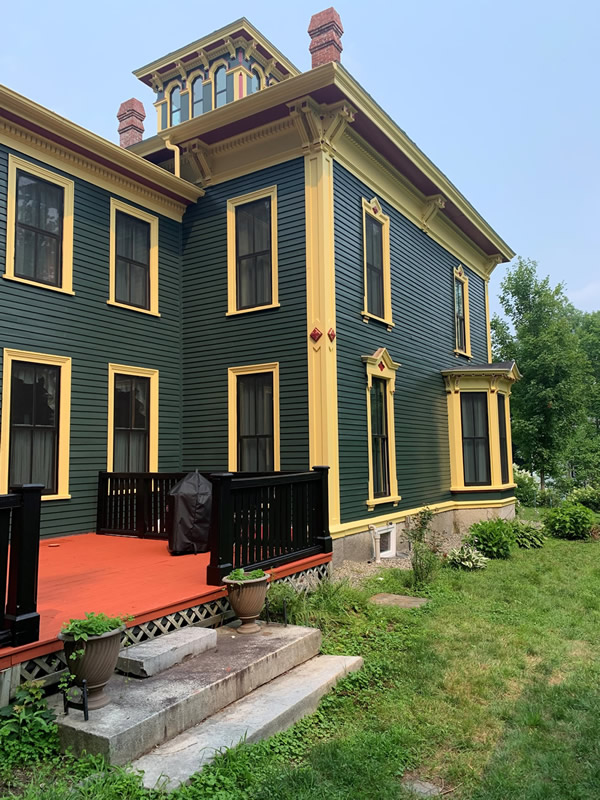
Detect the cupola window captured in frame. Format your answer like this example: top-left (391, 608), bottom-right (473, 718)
top-left (215, 66), bottom-right (227, 108)
top-left (170, 86), bottom-right (181, 126)
top-left (192, 77), bottom-right (203, 117)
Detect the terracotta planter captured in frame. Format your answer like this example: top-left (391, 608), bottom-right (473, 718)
top-left (58, 625), bottom-right (125, 710)
top-left (222, 574), bottom-right (270, 634)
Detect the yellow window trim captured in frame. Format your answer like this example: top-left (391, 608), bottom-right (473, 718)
top-left (453, 266), bottom-right (471, 357)
top-left (107, 363), bottom-right (159, 472)
top-left (444, 372), bottom-right (518, 492)
top-left (0, 348), bottom-right (72, 500)
top-left (362, 348), bottom-right (401, 510)
top-left (4, 154), bottom-right (74, 295)
top-left (108, 198), bottom-right (160, 317)
top-left (361, 197), bottom-right (392, 327)
top-left (226, 185), bottom-right (278, 316)
top-left (227, 362), bottom-right (280, 472)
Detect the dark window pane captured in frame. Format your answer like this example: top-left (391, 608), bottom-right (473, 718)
top-left (365, 215), bottom-right (384, 318)
top-left (461, 393), bottom-right (491, 486)
top-left (250, 71), bottom-right (261, 93)
top-left (235, 198), bottom-right (272, 310)
top-left (371, 378), bottom-right (390, 497)
top-left (113, 374), bottom-right (150, 472)
top-left (237, 373), bottom-right (274, 472)
top-left (498, 394), bottom-right (509, 484)
top-left (15, 171), bottom-right (63, 287)
top-left (9, 361), bottom-right (60, 494)
top-left (115, 212), bottom-right (150, 309)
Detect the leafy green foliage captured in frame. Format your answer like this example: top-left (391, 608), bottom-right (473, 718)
top-left (513, 466), bottom-right (537, 506)
top-left (567, 485), bottom-right (600, 512)
top-left (466, 518), bottom-right (516, 559)
top-left (225, 568), bottom-right (267, 582)
top-left (405, 509), bottom-right (440, 586)
top-left (511, 520), bottom-right (546, 549)
top-left (60, 611), bottom-right (129, 642)
top-left (0, 681), bottom-right (58, 771)
top-left (543, 502), bottom-right (595, 540)
top-left (537, 487), bottom-right (562, 507)
top-left (445, 544), bottom-right (489, 570)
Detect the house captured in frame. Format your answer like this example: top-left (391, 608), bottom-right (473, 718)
top-left (0, 9), bottom-right (518, 567)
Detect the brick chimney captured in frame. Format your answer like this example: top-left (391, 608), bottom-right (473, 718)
top-left (308, 7), bottom-right (343, 68)
top-left (117, 99), bottom-right (146, 148)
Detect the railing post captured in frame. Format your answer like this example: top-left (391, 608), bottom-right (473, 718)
top-left (312, 466), bottom-right (333, 554)
top-left (4, 484), bottom-right (43, 646)
top-left (0, 505), bottom-right (11, 648)
top-left (96, 471), bottom-right (107, 535)
top-left (206, 473), bottom-right (234, 586)
top-left (135, 477), bottom-right (147, 537)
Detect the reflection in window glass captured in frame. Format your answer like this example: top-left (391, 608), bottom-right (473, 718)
top-left (170, 86), bottom-right (181, 125)
top-left (15, 171), bottom-right (64, 287)
top-left (215, 66), bottom-right (227, 108)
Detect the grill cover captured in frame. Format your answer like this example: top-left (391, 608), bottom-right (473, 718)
top-left (167, 472), bottom-right (212, 555)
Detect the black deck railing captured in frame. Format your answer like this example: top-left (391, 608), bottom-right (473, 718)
top-left (97, 468), bottom-right (332, 583)
top-left (0, 484), bottom-right (43, 648)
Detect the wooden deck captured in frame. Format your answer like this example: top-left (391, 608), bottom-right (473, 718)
top-left (0, 533), bottom-right (331, 670)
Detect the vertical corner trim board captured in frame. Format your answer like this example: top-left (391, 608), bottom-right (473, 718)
top-left (304, 150), bottom-right (341, 527)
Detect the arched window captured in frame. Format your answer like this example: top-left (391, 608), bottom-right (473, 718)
top-left (192, 78), bottom-right (203, 117)
top-left (214, 66), bottom-right (227, 108)
top-left (250, 69), bottom-right (261, 94)
top-left (170, 86), bottom-right (181, 126)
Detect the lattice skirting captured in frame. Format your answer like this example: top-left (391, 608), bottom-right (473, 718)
top-left (3, 560), bottom-right (331, 698)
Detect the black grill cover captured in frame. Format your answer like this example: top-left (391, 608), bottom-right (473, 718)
top-left (167, 472), bottom-right (212, 555)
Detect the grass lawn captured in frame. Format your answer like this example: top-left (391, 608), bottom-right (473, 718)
top-left (518, 506), bottom-right (600, 525)
top-left (3, 538), bottom-right (600, 799)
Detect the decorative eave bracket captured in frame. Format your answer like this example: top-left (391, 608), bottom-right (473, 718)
top-left (421, 193), bottom-right (446, 231)
top-left (180, 138), bottom-right (212, 187)
top-left (287, 97), bottom-right (356, 155)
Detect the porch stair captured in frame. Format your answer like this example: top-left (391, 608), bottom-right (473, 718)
top-left (56, 623), bottom-right (362, 782)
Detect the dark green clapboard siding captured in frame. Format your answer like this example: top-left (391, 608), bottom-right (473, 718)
top-left (0, 145), bottom-right (182, 538)
top-left (334, 161), bottom-right (489, 524)
top-left (181, 158), bottom-right (309, 471)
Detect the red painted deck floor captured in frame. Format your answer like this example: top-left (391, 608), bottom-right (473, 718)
top-left (0, 533), bottom-right (331, 670)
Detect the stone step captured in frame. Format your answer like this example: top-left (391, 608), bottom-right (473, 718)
top-left (134, 654), bottom-right (364, 790)
top-left (117, 627), bottom-right (217, 678)
top-left (56, 624), bottom-right (321, 765)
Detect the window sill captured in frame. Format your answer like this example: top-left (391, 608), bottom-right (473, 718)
top-left (453, 348), bottom-right (472, 358)
top-left (366, 494), bottom-right (402, 511)
top-left (106, 300), bottom-right (161, 317)
top-left (361, 310), bottom-right (394, 330)
top-left (41, 494), bottom-right (72, 502)
top-left (451, 484), bottom-right (516, 493)
top-left (226, 303), bottom-right (280, 317)
top-left (3, 274), bottom-right (75, 295)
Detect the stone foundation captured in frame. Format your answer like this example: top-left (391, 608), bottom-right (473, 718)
top-left (331, 502), bottom-right (516, 567)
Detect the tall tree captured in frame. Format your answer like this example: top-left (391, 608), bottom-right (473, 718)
top-left (491, 258), bottom-right (589, 488)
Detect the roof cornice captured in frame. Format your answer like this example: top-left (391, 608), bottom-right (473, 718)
top-left (0, 84), bottom-right (202, 214)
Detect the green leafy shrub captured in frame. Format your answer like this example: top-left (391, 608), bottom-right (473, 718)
top-left (511, 520), bottom-right (545, 549)
top-left (405, 509), bottom-right (440, 586)
top-left (513, 466), bottom-right (537, 506)
top-left (567, 485), bottom-right (600, 512)
top-left (225, 568), bottom-right (267, 581)
top-left (465, 518), bottom-right (515, 559)
top-left (543, 502), bottom-right (595, 540)
top-left (60, 612), bottom-right (130, 643)
top-left (446, 544), bottom-right (489, 570)
top-left (537, 487), bottom-right (561, 507)
top-left (0, 681), bottom-right (58, 766)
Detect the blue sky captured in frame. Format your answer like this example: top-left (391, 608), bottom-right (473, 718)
top-left (2, 0), bottom-right (598, 316)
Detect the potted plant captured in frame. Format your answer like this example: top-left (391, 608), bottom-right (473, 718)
top-left (222, 569), bottom-right (270, 634)
top-left (58, 612), bottom-right (130, 710)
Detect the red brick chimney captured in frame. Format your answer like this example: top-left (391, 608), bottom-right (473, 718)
top-left (117, 99), bottom-right (146, 148)
top-left (308, 7), bottom-right (343, 68)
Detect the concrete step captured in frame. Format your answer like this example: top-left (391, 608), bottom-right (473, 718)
top-left (117, 627), bottom-right (217, 678)
top-left (134, 654), bottom-right (364, 790)
top-left (56, 624), bottom-right (321, 765)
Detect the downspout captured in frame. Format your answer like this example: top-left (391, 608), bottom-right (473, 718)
top-left (164, 137), bottom-right (181, 178)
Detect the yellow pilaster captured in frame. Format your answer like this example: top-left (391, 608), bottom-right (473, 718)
top-left (304, 149), bottom-right (340, 527)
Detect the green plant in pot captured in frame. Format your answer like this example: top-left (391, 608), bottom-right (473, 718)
top-left (222, 569), bottom-right (270, 634)
top-left (58, 612), bottom-right (130, 710)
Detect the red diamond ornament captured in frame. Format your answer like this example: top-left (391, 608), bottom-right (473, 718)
top-left (310, 327), bottom-right (323, 342)
top-left (378, 361), bottom-right (385, 371)
top-left (328, 328), bottom-right (336, 341)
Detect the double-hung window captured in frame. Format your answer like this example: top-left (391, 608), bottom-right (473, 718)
top-left (361, 198), bottom-right (392, 327)
top-left (107, 364), bottom-right (158, 472)
top-left (170, 86), bottom-right (181, 126)
top-left (460, 392), bottom-right (491, 486)
top-left (4, 155), bottom-right (74, 294)
top-left (0, 349), bottom-right (72, 499)
top-left (227, 187), bottom-right (278, 315)
top-left (109, 199), bottom-right (159, 316)
top-left (214, 66), bottom-right (227, 108)
top-left (370, 377), bottom-right (390, 497)
top-left (228, 363), bottom-right (280, 472)
top-left (453, 266), bottom-right (471, 356)
top-left (498, 393), bottom-right (510, 485)
top-left (192, 77), bottom-right (204, 117)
